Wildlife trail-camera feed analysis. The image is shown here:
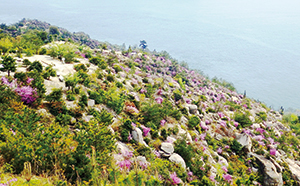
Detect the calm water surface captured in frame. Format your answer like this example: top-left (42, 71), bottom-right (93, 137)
top-left (1, 0), bottom-right (300, 110)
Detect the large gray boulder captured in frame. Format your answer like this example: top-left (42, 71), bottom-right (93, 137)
top-left (132, 127), bottom-right (148, 147)
top-left (235, 133), bottom-right (252, 152)
top-left (169, 153), bottom-right (186, 169)
top-left (285, 158), bottom-right (300, 184)
top-left (161, 142), bottom-right (174, 154)
top-left (188, 104), bottom-right (198, 115)
top-left (251, 153), bottom-right (283, 186)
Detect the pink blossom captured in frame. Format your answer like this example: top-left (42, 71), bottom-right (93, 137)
top-left (185, 99), bottom-right (191, 104)
top-left (258, 141), bottom-right (265, 146)
top-left (243, 129), bottom-right (251, 135)
top-left (225, 145), bottom-right (230, 149)
top-left (202, 146), bottom-right (207, 152)
top-left (122, 149), bottom-right (133, 159)
top-left (234, 122), bottom-right (239, 127)
top-left (268, 137), bottom-right (274, 145)
top-left (222, 166), bottom-right (228, 172)
top-left (256, 128), bottom-right (265, 135)
top-left (200, 122), bottom-right (209, 131)
top-left (209, 175), bottom-right (217, 182)
top-left (200, 167), bottom-right (205, 171)
top-left (217, 147), bottom-right (222, 154)
top-left (200, 133), bottom-right (206, 140)
top-left (243, 104), bottom-right (248, 108)
top-left (223, 174), bottom-right (232, 183)
top-left (188, 171), bottom-right (193, 176)
top-left (86, 154), bottom-right (91, 159)
top-left (131, 122), bottom-right (136, 127)
top-left (253, 135), bottom-right (265, 141)
top-left (270, 148), bottom-right (276, 156)
top-left (26, 77), bottom-right (34, 84)
top-left (140, 88), bottom-right (147, 93)
top-left (141, 125), bottom-right (151, 136)
top-left (218, 112), bottom-right (225, 118)
top-left (160, 119), bottom-right (166, 126)
top-left (219, 121), bottom-right (227, 128)
top-left (170, 172), bottom-right (182, 185)
top-left (155, 97), bottom-right (163, 104)
top-left (154, 150), bottom-right (161, 158)
top-left (128, 133), bottom-right (133, 141)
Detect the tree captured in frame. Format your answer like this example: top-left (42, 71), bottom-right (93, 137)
top-left (46, 88), bottom-right (63, 103)
top-left (0, 55), bottom-right (16, 76)
top-left (27, 60), bottom-right (43, 72)
top-left (139, 40), bottom-right (147, 50)
top-left (49, 26), bottom-right (60, 35)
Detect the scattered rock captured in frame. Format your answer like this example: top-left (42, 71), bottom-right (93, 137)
top-left (235, 133), bottom-right (252, 152)
top-left (132, 127), bottom-right (148, 146)
top-left (161, 142), bottom-right (174, 154)
top-left (88, 99), bottom-right (95, 107)
top-left (188, 104), bottom-right (198, 115)
top-left (251, 153), bottom-right (283, 186)
top-left (169, 153), bottom-right (186, 169)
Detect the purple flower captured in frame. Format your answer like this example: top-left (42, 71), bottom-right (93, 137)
top-left (258, 141), bottom-right (265, 146)
top-left (200, 133), bottom-right (206, 140)
top-left (154, 150), bottom-right (161, 158)
top-left (256, 128), bottom-right (265, 135)
top-left (222, 166), bottom-right (228, 172)
top-left (234, 122), bottom-right (239, 127)
top-left (128, 133), bottom-right (133, 141)
top-left (26, 77), bottom-right (34, 84)
top-left (253, 135), bottom-right (265, 141)
top-left (188, 171), bottom-right (193, 177)
top-left (155, 97), bottom-right (163, 104)
top-left (160, 119), bottom-right (166, 126)
top-left (170, 172), bottom-right (182, 185)
top-left (217, 147), bottom-right (222, 154)
top-left (200, 122), bottom-right (209, 131)
top-left (268, 137), bottom-right (274, 145)
top-left (225, 145), bottom-right (230, 149)
top-left (270, 148), bottom-right (276, 156)
top-left (141, 125), bottom-right (151, 136)
top-left (223, 174), bottom-right (232, 183)
top-left (219, 121), bottom-right (227, 128)
top-left (131, 122), bottom-right (136, 127)
top-left (140, 88), bottom-right (147, 93)
top-left (218, 112), bottom-right (225, 118)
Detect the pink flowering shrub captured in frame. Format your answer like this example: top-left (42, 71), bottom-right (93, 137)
top-left (1, 77), bottom-right (37, 104)
top-left (170, 172), bottom-right (182, 185)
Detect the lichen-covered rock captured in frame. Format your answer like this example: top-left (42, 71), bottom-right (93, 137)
top-left (88, 99), bottom-right (95, 107)
top-left (132, 127), bottom-right (148, 146)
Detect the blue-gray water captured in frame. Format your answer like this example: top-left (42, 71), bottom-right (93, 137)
top-left (2, 0), bottom-right (300, 110)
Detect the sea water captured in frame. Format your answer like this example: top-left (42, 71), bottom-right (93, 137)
top-left (1, 0), bottom-right (300, 110)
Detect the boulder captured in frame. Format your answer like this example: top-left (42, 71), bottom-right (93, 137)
top-left (250, 153), bottom-right (283, 186)
top-left (235, 133), bottom-right (252, 152)
top-left (161, 142), bottom-right (174, 154)
top-left (285, 159), bottom-right (300, 184)
top-left (169, 153), bottom-right (186, 169)
top-left (188, 104), bottom-right (198, 115)
top-left (88, 99), bottom-right (95, 107)
top-left (132, 127), bottom-right (148, 146)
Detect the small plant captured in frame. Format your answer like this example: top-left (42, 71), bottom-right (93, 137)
top-left (234, 111), bottom-right (253, 128)
top-left (188, 115), bottom-right (200, 129)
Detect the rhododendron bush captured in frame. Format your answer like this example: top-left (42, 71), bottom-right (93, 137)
top-left (1, 76), bottom-right (37, 104)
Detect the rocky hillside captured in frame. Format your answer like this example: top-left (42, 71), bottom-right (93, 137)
top-left (0, 21), bottom-right (300, 185)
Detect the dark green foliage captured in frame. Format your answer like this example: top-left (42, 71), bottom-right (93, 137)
top-left (46, 88), bottom-right (63, 103)
top-left (55, 113), bottom-right (72, 126)
top-left (212, 77), bottom-right (235, 91)
top-left (113, 65), bottom-right (122, 73)
top-left (74, 63), bottom-right (87, 72)
top-left (234, 111), bottom-right (253, 128)
top-left (225, 101), bottom-right (241, 111)
top-left (174, 138), bottom-right (194, 168)
top-left (116, 81), bottom-right (123, 88)
top-left (66, 94), bottom-right (76, 101)
top-left (23, 59), bottom-right (31, 66)
top-left (14, 72), bottom-right (27, 82)
top-left (256, 111), bottom-right (267, 123)
top-left (160, 129), bottom-right (167, 140)
top-left (107, 74), bottom-right (114, 82)
top-left (39, 47), bottom-right (47, 55)
top-left (230, 139), bottom-right (243, 154)
top-left (188, 115), bottom-right (200, 129)
top-left (27, 60), bottom-right (43, 72)
top-left (106, 90), bottom-right (125, 114)
top-left (0, 55), bottom-right (16, 76)
top-left (79, 94), bottom-right (88, 108)
top-left (88, 89), bottom-right (106, 104)
top-left (27, 70), bottom-right (46, 101)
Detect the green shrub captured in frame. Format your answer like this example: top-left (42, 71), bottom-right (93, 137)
top-left (174, 138), bottom-right (194, 168)
top-left (234, 111), bottom-right (253, 128)
top-left (107, 74), bottom-right (114, 82)
top-left (74, 64), bottom-right (87, 72)
top-left (66, 94), bottom-right (76, 101)
top-left (188, 115), bottom-right (200, 129)
top-left (23, 59), bottom-right (31, 67)
top-left (113, 65), bottom-right (122, 73)
top-left (55, 113), bottom-right (72, 126)
top-left (27, 60), bottom-right (43, 72)
top-left (46, 88), bottom-right (63, 103)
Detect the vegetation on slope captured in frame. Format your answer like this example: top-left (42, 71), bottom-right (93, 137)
top-left (0, 20), bottom-right (300, 186)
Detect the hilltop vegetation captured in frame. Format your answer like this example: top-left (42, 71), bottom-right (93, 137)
top-left (0, 19), bottom-right (300, 186)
